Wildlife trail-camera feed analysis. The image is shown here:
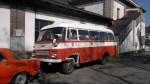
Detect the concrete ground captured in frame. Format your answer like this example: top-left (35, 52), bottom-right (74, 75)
top-left (29, 52), bottom-right (150, 84)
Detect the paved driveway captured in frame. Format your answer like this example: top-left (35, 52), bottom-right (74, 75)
top-left (30, 53), bottom-right (150, 84)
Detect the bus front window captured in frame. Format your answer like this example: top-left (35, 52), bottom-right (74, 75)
top-left (37, 27), bottom-right (65, 41)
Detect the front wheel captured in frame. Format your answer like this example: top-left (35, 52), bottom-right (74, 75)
top-left (11, 73), bottom-right (29, 84)
top-left (61, 60), bottom-right (75, 74)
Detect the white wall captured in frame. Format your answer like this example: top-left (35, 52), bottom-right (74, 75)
top-left (76, 1), bottom-right (125, 20)
top-left (140, 22), bottom-right (145, 36)
top-left (36, 12), bottom-right (82, 23)
top-left (25, 11), bottom-right (35, 51)
top-left (120, 22), bottom-right (145, 53)
top-left (0, 6), bottom-right (10, 48)
top-left (113, 1), bottom-right (125, 20)
top-left (78, 2), bottom-right (104, 15)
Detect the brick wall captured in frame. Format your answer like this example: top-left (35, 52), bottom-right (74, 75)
top-left (10, 8), bottom-right (25, 36)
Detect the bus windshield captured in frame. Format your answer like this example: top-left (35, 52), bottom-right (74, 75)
top-left (37, 27), bottom-right (65, 41)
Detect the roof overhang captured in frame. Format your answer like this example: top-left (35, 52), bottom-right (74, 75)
top-left (70, 0), bottom-right (146, 13)
top-left (69, 0), bottom-right (103, 5)
top-left (120, 0), bottom-right (146, 13)
top-left (126, 0), bottom-right (139, 8)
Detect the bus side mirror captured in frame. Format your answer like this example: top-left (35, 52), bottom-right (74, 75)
top-left (53, 39), bottom-right (56, 44)
top-left (52, 38), bottom-right (58, 47)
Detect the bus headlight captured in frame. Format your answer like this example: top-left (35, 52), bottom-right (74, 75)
top-left (32, 54), bottom-right (35, 57)
top-left (51, 53), bottom-right (58, 59)
top-left (52, 39), bottom-right (58, 47)
top-left (32, 51), bottom-right (36, 57)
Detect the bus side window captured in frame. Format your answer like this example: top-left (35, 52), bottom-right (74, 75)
top-left (89, 31), bottom-right (99, 40)
top-left (89, 31), bottom-right (95, 40)
top-left (99, 32), bottom-right (108, 40)
top-left (78, 30), bottom-right (89, 40)
top-left (68, 29), bottom-right (78, 40)
top-left (108, 33), bottom-right (115, 41)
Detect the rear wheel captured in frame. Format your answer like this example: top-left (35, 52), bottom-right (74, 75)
top-left (100, 54), bottom-right (110, 65)
top-left (11, 73), bottom-right (29, 84)
top-left (61, 60), bottom-right (75, 74)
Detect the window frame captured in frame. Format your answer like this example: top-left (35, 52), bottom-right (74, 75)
top-left (117, 8), bottom-right (120, 19)
top-left (107, 33), bottom-right (115, 41)
top-left (89, 31), bottom-right (100, 40)
top-left (35, 19), bottom-right (54, 41)
top-left (99, 32), bottom-right (109, 41)
top-left (78, 29), bottom-right (90, 40)
top-left (67, 28), bottom-right (78, 40)
top-left (39, 27), bottom-right (65, 41)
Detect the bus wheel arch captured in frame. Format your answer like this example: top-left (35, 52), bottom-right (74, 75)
top-left (61, 54), bottom-right (80, 74)
top-left (68, 54), bottom-right (80, 65)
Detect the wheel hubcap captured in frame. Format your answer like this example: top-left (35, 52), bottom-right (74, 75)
top-left (15, 74), bottom-right (27, 84)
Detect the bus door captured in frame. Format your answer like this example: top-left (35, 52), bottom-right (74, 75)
top-left (67, 28), bottom-right (81, 60)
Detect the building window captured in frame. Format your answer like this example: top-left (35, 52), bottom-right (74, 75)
top-left (117, 8), bottom-right (120, 19)
top-left (35, 19), bottom-right (54, 41)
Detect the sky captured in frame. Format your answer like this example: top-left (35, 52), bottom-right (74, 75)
top-left (135, 0), bottom-right (150, 27)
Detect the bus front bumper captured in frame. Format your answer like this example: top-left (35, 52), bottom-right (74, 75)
top-left (31, 58), bottom-right (62, 63)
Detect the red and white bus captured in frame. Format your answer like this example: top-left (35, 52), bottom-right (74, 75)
top-left (32, 22), bottom-right (118, 74)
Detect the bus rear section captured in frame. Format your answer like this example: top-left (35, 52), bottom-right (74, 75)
top-left (32, 23), bottom-right (118, 74)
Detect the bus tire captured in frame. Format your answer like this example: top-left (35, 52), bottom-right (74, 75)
top-left (61, 60), bottom-right (75, 74)
top-left (100, 54), bottom-right (109, 65)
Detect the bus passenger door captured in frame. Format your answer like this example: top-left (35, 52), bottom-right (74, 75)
top-left (67, 28), bottom-right (88, 63)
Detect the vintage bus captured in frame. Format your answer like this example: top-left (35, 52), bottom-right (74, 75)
top-left (32, 22), bottom-right (118, 74)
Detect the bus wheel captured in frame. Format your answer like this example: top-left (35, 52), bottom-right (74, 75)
top-left (100, 54), bottom-right (109, 65)
top-left (61, 60), bottom-right (75, 74)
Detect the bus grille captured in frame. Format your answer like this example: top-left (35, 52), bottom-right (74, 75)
top-left (36, 50), bottom-right (49, 56)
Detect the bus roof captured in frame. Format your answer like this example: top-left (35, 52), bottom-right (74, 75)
top-left (41, 22), bottom-right (113, 33)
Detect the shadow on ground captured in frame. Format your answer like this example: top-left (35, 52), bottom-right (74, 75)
top-left (120, 53), bottom-right (150, 64)
top-left (40, 61), bottom-right (101, 74)
top-left (30, 52), bottom-right (150, 84)
top-left (38, 80), bottom-right (69, 84)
